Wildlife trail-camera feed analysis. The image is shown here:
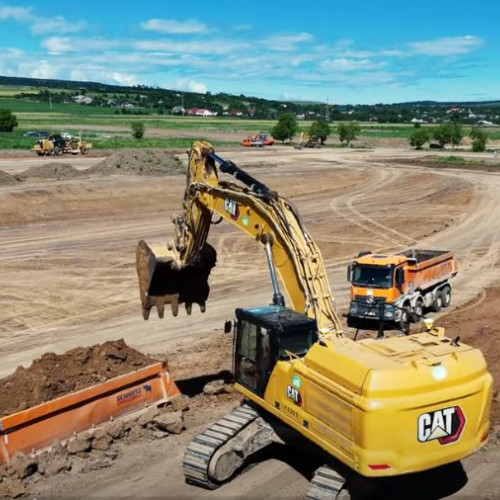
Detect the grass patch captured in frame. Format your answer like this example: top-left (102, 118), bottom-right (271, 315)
top-left (436, 156), bottom-right (486, 166)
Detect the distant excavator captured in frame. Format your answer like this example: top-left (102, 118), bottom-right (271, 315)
top-left (136, 141), bottom-right (492, 498)
top-left (295, 132), bottom-right (321, 149)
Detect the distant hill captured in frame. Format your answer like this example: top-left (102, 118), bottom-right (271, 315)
top-left (0, 75), bottom-right (499, 124)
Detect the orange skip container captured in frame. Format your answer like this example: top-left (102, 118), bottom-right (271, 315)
top-left (0, 363), bottom-right (178, 462)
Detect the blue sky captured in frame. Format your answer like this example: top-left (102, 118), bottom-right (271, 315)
top-left (0, 1), bottom-right (498, 104)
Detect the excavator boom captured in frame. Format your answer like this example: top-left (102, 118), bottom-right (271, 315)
top-left (136, 141), bottom-right (341, 333)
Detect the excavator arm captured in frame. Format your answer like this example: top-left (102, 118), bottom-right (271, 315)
top-left (136, 141), bottom-right (341, 334)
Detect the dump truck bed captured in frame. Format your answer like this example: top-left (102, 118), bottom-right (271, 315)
top-left (398, 249), bottom-right (457, 290)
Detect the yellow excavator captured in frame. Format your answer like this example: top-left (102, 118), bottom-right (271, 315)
top-left (136, 141), bottom-right (492, 498)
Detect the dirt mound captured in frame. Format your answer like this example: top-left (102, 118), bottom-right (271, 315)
top-left (0, 339), bottom-right (159, 416)
top-left (0, 170), bottom-right (21, 185)
top-left (23, 162), bottom-right (84, 180)
top-left (87, 150), bottom-right (183, 176)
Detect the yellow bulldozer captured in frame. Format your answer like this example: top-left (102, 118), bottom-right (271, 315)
top-left (33, 134), bottom-right (91, 156)
top-left (136, 141), bottom-right (492, 498)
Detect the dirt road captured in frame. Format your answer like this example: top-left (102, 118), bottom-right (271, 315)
top-left (1, 146), bottom-right (500, 498)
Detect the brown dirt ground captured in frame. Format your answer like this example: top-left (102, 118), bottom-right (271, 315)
top-left (1, 146), bottom-right (500, 498)
top-left (0, 339), bottom-right (158, 415)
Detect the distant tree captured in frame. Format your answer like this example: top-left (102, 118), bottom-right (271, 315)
top-left (131, 121), bottom-right (145, 139)
top-left (450, 122), bottom-right (463, 149)
top-left (337, 122), bottom-right (360, 147)
top-left (433, 123), bottom-right (454, 149)
top-left (0, 109), bottom-right (18, 132)
top-left (271, 113), bottom-right (297, 143)
top-left (470, 126), bottom-right (488, 152)
top-left (409, 128), bottom-right (430, 150)
top-left (309, 120), bottom-right (331, 144)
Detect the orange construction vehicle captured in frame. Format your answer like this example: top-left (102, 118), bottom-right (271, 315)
top-left (241, 132), bottom-right (275, 147)
top-left (347, 249), bottom-right (458, 333)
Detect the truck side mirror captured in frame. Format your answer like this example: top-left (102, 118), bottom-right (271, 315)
top-left (224, 320), bottom-right (232, 334)
top-left (347, 264), bottom-right (352, 282)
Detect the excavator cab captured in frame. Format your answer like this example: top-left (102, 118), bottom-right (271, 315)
top-left (234, 306), bottom-right (318, 396)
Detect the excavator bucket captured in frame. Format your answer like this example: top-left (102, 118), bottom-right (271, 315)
top-left (136, 240), bottom-right (217, 319)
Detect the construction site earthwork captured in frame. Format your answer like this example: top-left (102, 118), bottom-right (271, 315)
top-left (1, 130), bottom-right (500, 499)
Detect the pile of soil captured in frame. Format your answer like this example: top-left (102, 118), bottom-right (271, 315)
top-left (22, 163), bottom-right (84, 180)
top-left (87, 150), bottom-right (184, 176)
top-left (0, 170), bottom-right (21, 185)
top-left (0, 339), bottom-right (159, 416)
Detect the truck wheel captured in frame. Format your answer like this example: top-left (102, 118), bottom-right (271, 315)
top-left (431, 290), bottom-right (443, 312)
top-left (412, 298), bottom-right (424, 322)
top-left (80, 147), bottom-right (89, 155)
top-left (54, 146), bottom-right (62, 156)
top-left (400, 305), bottom-right (411, 334)
top-left (441, 286), bottom-right (452, 308)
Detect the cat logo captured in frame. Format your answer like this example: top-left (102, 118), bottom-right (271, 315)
top-left (286, 385), bottom-right (302, 407)
top-left (224, 198), bottom-right (240, 220)
top-left (417, 406), bottom-right (466, 444)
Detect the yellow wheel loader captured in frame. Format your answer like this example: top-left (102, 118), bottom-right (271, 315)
top-left (33, 134), bottom-right (91, 156)
top-left (136, 141), bottom-right (492, 498)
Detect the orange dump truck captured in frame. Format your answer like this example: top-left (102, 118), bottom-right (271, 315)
top-left (346, 249), bottom-right (458, 333)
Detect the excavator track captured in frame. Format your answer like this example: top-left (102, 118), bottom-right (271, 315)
top-left (305, 465), bottom-right (348, 500)
top-left (182, 403), bottom-right (260, 489)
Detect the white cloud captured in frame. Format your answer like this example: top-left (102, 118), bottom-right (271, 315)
top-left (134, 39), bottom-right (244, 55)
top-left (42, 36), bottom-right (121, 53)
top-left (0, 6), bottom-right (85, 35)
top-left (409, 35), bottom-right (484, 56)
top-left (263, 32), bottom-right (314, 51)
top-left (140, 18), bottom-right (208, 34)
top-left (30, 16), bottom-right (86, 35)
top-left (319, 58), bottom-right (385, 72)
top-left (110, 72), bottom-right (140, 86)
top-left (0, 6), bottom-right (32, 21)
top-left (171, 78), bottom-right (207, 93)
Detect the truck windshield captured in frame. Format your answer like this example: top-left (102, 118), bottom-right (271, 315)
top-left (352, 265), bottom-right (393, 288)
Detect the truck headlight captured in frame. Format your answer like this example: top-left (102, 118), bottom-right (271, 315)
top-left (384, 306), bottom-right (395, 318)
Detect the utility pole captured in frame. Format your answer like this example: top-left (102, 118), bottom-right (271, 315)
top-left (325, 96), bottom-right (329, 122)
top-left (181, 93), bottom-right (185, 116)
top-left (49, 90), bottom-right (52, 111)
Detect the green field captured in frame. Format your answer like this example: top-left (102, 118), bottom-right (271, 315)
top-left (1, 97), bottom-right (499, 150)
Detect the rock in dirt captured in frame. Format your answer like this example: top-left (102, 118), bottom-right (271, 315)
top-left (67, 435), bottom-right (91, 455)
top-left (0, 339), bottom-right (158, 416)
top-left (8, 452), bottom-right (37, 479)
top-left (103, 420), bottom-right (127, 440)
top-left (170, 394), bottom-right (190, 412)
top-left (91, 428), bottom-right (113, 452)
top-left (152, 411), bottom-right (184, 434)
top-left (203, 379), bottom-right (230, 396)
top-left (136, 406), bottom-right (160, 428)
top-left (38, 453), bottom-right (72, 477)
